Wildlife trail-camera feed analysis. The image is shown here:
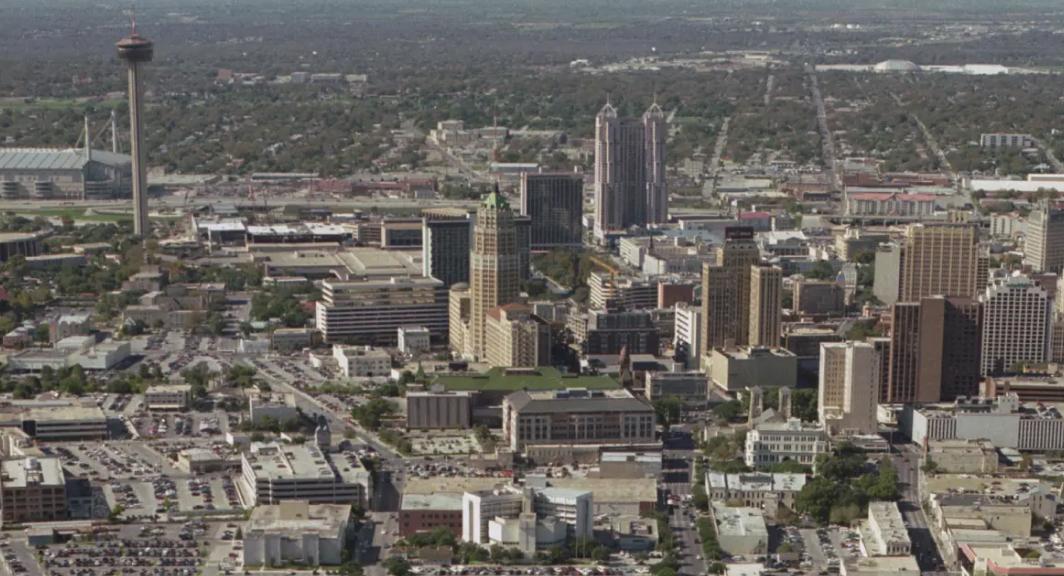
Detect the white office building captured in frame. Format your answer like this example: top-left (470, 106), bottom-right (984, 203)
top-left (333, 345), bottom-right (392, 378)
top-left (461, 485), bottom-right (592, 557)
top-left (745, 419), bottom-right (829, 468)
top-left (981, 273), bottom-right (1051, 376)
top-left (242, 501), bottom-right (351, 567)
top-left (861, 501), bottom-right (911, 557)
top-left (398, 326), bottom-right (431, 356)
top-left (818, 342), bottom-right (879, 435)
top-left (673, 302), bottom-right (702, 370)
top-left (240, 442), bottom-right (370, 507)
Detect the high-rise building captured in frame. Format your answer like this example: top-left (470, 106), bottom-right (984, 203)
top-left (1024, 201), bottom-right (1064, 273)
top-left (873, 243), bottom-right (902, 306)
top-left (515, 215), bottom-right (532, 281)
top-left (315, 278), bottom-right (448, 345)
top-left (899, 223), bottom-right (981, 301)
top-left (701, 227), bottom-right (762, 353)
top-left (643, 103), bottom-right (667, 225)
top-left (468, 191), bottom-right (522, 359)
top-left (818, 342), bottom-right (879, 435)
top-left (583, 309), bottom-right (659, 355)
top-left (980, 274), bottom-right (1052, 376)
top-left (448, 283), bottom-right (472, 356)
top-left (593, 102), bottom-right (668, 238)
top-left (886, 297), bottom-right (982, 403)
top-left (423, 210), bottom-right (471, 287)
top-left (520, 173), bottom-right (584, 249)
top-left (673, 302), bottom-right (703, 370)
top-left (870, 337), bottom-right (892, 404)
top-left (749, 265), bottom-right (783, 347)
top-left (485, 304), bottom-right (551, 368)
top-left (116, 22), bottom-right (153, 236)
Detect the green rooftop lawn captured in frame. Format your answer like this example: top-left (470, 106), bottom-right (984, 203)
top-left (433, 366), bottom-right (618, 392)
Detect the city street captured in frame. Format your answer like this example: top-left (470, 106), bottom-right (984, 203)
top-left (892, 444), bottom-right (947, 573)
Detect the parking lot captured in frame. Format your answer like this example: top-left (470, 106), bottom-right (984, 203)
top-left (42, 442), bottom-right (170, 482)
top-left (131, 411), bottom-right (231, 440)
top-left (40, 523), bottom-right (205, 576)
top-left (0, 535), bottom-right (43, 576)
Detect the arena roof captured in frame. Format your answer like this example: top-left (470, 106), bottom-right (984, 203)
top-left (0, 148), bottom-right (131, 171)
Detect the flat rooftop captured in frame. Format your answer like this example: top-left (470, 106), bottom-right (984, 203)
top-left (706, 471), bottom-right (807, 492)
top-left (506, 387), bottom-right (651, 414)
top-left (0, 232), bottom-right (38, 243)
top-left (247, 501), bottom-right (350, 535)
top-left (433, 367), bottom-right (618, 392)
top-left (402, 476), bottom-right (504, 496)
top-left (713, 346), bottom-right (796, 360)
top-left (843, 556), bottom-right (920, 575)
top-left (924, 475), bottom-right (1047, 499)
top-left (23, 405), bottom-right (105, 423)
top-left (146, 384), bottom-right (192, 394)
top-left (526, 476), bottom-right (658, 504)
top-left (400, 492), bottom-right (464, 512)
top-left (868, 501), bottom-right (910, 548)
top-left (0, 457), bottom-right (64, 488)
top-left (244, 442), bottom-right (366, 483)
top-left (712, 503), bottom-right (768, 539)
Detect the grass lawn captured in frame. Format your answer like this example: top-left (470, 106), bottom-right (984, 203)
top-left (433, 366), bottom-right (618, 392)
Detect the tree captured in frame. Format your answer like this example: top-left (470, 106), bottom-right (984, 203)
top-left (108, 504), bottom-right (125, 523)
top-left (712, 400), bottom-right (742, 422)
top-left (794, 476), bottom-right (839, 524)
top-left (591, 546), bottom-right (611, 563)
top-left (691, 483), bottom-right (709, 511)
top-left (653, 396), bottom-right (683, 430)
top-left (383, 557), bottom-right (411, 576)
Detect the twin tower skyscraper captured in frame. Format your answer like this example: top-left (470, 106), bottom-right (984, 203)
top-left (593, 101), bottom-right (667, 240)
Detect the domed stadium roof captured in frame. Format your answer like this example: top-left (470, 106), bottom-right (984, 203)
top-left (873, 59), bottom-right (920, 72)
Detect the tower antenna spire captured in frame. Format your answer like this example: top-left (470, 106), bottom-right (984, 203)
top-left (129, 6), bottom-right (137, 35)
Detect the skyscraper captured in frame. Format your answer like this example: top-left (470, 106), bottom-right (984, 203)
top-left (643, 103), bottom-right (667, 225)
top-left (468, 190), bottom-right (521, 360)
top-left (700, 227), bottom-right (761, 354)
top-left (819, 341), bottom-right (879, 435)
top-left (593, 101), bottom-right (668, 239)
top-left (115, 20), bottom-right (153, 237)
top-left (886, 296), bottom-right (983, 403)
top-left (423, 210), bottom-right (471, 287)
top-left (899, 223), bottom-right (981, 301)
top-left (520, 173), bottom-right (584, 248)
top-left (980, 273), bottom-right (1051, 376)
top-left (749, 265), bottom-right (783, 348)
top-left (1024, 201), bottom-right (1064, 273)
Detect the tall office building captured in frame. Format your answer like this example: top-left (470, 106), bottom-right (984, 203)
top-left (643, 102), bottom-right (667, 225)
top-left (520, 173), bottom-right (584, 248)
top-left (673, 302), bottom-right (703, 370)
top-left (899, 223), bottom-right (981, 301)
top-left (1024, 201), bottom-right (1064, 273)
top-left (485, 304), bottom-right (551, 369)
top-left (749, 265), bottom-right (783, 348)
top-left (423, 210), bottom-right (471, 287)
top-left (818, 342), bottom-right (879, 435)
top-left (593, 102), bottom-right (668, 238)
top-left (701, 227), bottom-right (761, 354)
top-left (886, 297), bottom-right (983, 403)
top-left (515, 215), bottom-right (532, 281)
top-left (448, 283), bottom-right (472, 357)
top-left (869, 337), bottom-right (892, 404)
top-left (116, 21), bottom-right (153, 236)
top-left (468, 191), bottom-right (522, 360)
top-left (980, 274), bottom-right (1051, 376)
